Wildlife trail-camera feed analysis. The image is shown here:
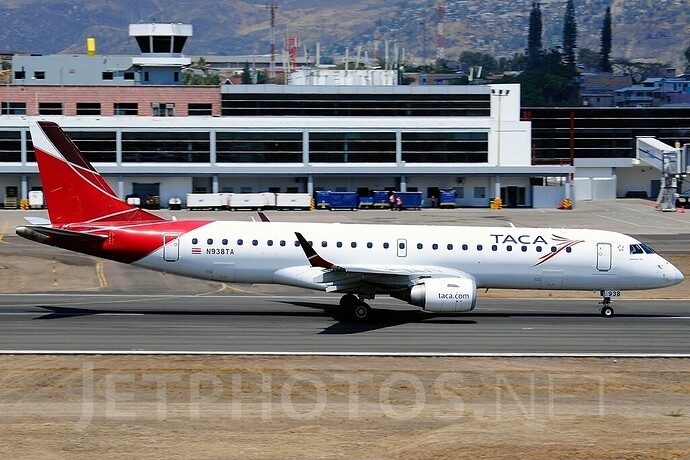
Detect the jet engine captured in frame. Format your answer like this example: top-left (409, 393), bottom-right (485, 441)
top-left (407, 277), bottom-right (477, 313)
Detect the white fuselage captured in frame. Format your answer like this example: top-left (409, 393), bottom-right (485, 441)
top-left (133, 221), bottom-right (682, 293)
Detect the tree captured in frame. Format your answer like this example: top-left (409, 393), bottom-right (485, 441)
top-left (599, 6), bottom-right (613, 72)
top-left (561, 0), bottom-right (578, 73)
top-left (684, 44), bottom-right (690, 71)
top-left (458, 51), bottom-right (499, 75)
top-left (579, 48), bottom-right (600, 72)
top-left (241, 62), bottom-right (253, 84)
top-left (527, 2), bottom-right (543, 69)
top-left (613, 59), bottom-right (666, 84)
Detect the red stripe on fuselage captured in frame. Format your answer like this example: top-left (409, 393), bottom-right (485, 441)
top-left (49, 220), bottom-right (211, 264)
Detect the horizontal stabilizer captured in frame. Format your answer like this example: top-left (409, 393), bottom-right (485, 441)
top-left (16, 225), bottom-right (107, 244)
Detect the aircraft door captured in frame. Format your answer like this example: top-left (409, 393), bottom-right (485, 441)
top-left (163, 233), bottom-right (180, 262)
top-left (596, 243), bottom-right (612, 271)
top-left (397, 239), bottom-right (407, 257)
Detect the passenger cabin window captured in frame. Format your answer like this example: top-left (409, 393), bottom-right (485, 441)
top-left (192, 238), bottom-right (198, 244)
top-left (383, 242), bottom-right (390, 249)
top-left (207, 239), bottom-right (213, 245)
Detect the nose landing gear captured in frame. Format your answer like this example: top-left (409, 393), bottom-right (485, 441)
top-left (599, 291), bottom-right (615, 317)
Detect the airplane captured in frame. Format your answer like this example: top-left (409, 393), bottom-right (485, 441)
top-left (16, 120), bottom-right (684, 320)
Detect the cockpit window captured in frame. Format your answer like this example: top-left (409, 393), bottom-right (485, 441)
top-left (630, 243), bottom-right (655, 254)
top-left (640, 243), bottom-right (655, 254)
top-left (629, 244), bottom-right (644, 254)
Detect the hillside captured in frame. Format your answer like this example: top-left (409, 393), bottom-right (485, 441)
top-left (0, 0), bottom-right (688, 71)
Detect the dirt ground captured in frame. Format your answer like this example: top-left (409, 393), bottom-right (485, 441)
top-left (1, 355), bottom-right (689, 459)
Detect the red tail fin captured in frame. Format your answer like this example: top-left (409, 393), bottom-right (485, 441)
top-left (29, 120), bottom-right (163, 224)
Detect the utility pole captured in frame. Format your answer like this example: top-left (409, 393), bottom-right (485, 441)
top-left (266, 4), bottom-right (279, 79)
top-left (436, 0), bottom-right (445, 67)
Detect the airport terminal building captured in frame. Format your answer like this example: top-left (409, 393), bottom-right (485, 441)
top-left (1, 83), bottom-right (573, 208)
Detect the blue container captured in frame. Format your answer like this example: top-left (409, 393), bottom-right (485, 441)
top-left (315, 191), bottom-right (331, 208)
top-left (327, 191), bottom-right (359, 210)
top-left (394, 192), bottom-right (422, 209)
top-left (439, 190), bottom-right (457, 208)
top-left (372, 190), bottom-right (392, 207)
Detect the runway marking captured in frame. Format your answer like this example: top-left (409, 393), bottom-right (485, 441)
top-left (0, 220), bottom-right (8, 243)
top-left (596, 215), bottom-right (646, 227)
top-left (1, 350), bottom-right (690, 358)
top-left (95, 262), bottom-right (107, 288)
top-left (204, 283), bottom-right (259, 296)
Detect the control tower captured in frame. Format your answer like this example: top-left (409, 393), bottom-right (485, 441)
top-left (130, 24), bottom-right (192, 84)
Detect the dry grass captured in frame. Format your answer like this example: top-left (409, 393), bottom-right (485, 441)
top-left (1, 355), bottom-right (689, 459)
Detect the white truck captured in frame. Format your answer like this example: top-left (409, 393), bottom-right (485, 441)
top-left (227, 192), bottom-right (275, 211)
top-left (186, 193), bottom-right (230, 210)
top-left (275, 193), bottom-right (311, 210)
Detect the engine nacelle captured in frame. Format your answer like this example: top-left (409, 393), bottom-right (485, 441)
top-left (408, 277), bottom-right (477, 313)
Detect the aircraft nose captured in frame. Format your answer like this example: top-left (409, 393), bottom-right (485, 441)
top-left (673, 266), bottom-right (684, 285)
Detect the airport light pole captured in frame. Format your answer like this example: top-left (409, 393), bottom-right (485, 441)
top-left (491, 88), bottom-right (509, 203)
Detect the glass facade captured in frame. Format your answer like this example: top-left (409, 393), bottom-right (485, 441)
top-left (222, 93), bottom-right (490, 117)
top-left (402, 132), bottom-right (488, 163)
top-left (122, 131), bottom-right (210, 163)
top-left (216, 132), bottom-right (302, 163)
top-left (0, 130), bottom-right (21, 162)
top-left (526, 107), bottom-right (690, 163)
top-left (309, 132), bottom-right (396, 163)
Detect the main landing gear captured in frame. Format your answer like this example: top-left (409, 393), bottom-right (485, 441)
top-left (339, 293), bottom-right (372, 321)
top-left (599, 294), bottom-right (614, 318)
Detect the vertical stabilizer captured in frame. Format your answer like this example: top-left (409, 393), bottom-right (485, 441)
top-left (29, 120), bottom-right (163, 224)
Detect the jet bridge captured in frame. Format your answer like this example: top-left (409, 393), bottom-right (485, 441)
top-left (636, 137), bottom-right (685, 211)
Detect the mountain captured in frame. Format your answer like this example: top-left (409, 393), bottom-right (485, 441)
top-left (0, 0), bottom-right (688, 71)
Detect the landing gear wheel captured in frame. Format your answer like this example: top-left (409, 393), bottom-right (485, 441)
top-left (353, 302), bottom-right (371, 321)
top-left (600, 305), bottom-right (614, 318)
top-left (339, 294), bottom-right (359, 309)
top-left (339, 294), bottom-right (371, 321)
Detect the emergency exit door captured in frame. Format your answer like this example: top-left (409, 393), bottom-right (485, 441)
top-left (596, 243), bottom-right (611, 271)
top-left (163, 234), bottom-right (180, 262)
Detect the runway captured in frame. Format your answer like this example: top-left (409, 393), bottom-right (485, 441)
top-left (1, 293), bottom-right (689, 355)
top-left (2, 203), bottom-right (689, 356)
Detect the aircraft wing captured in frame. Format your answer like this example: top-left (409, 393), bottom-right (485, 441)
top-left (289, 231), bottom-right (476, 293)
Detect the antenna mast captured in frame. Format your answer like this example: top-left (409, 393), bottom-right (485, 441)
top-left (266, 3), bottom-right (279, 79)
top-left (436, 0), bottom-right (445, 66)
